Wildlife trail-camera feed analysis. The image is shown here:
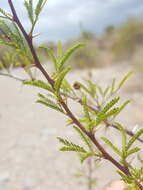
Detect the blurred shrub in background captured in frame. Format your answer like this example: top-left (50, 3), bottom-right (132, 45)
top-left (112, 18), bottom-right (143, 60)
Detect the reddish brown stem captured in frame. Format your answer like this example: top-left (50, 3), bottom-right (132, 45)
top-left (60, 100), bottom-right (130, 176)
top-left (136, 181), bottom-right (143, 190)
top-left (64, 93), bottom-right (143, 143)
top-left (8, 0), bottom-right (54, 87)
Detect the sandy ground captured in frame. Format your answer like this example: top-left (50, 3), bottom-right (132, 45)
top-left (0, 64), bottom-right (143, 190)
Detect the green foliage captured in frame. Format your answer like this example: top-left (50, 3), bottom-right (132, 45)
top-left (96, 107), bottom-right (119, 126)
top-left (37, 93), bottom-right (65, 113)
top-left (24, 0), bottom-right (47, 32)
top-left (113, 100), bottom-right (130, 118)
top-left (115, 123), bottom-right (127, 156)
top-left (40, 43), bottom-right (84, 72)
top-left (126, 147), bottom-right (141, 158)
top-left (73, 126), bottom-right (93, 151)
top-left (58, 43), bottom-right (84, 70)
top-left (100, 97), bottom-right (120, 114)
top-left (118, 71), bottom-right (133, 90)
top-left (124, 185), bottom-right (140, 190)
top-left (0, 8), bottom-right (12, 19)
top-left (57, 137), bottom-right (86, 153)
top-left (0, 20), bottom-right (32, 76)
top-left (80, 152), bottom-right (95, 163)
top-left (39, 45), bottom-right (57, 70)
top-left (95, 97), bottom-right (120, 126)
top-left (35, 0), bottom-right (47, 17)
top-left (23, 80), bottom-right (54, 92)
top-left (101, 137), bottom-right (122, 156)
top-left (101, 122), bottom-right (142, 162)
top-left (82, 96), bottom-right (94, 131)
top-left (24, 0), bottom-right (34, 24)
top-left (85, 80), bottom-right (96, 98)
top-left (0, 1), bottom-right (143, 190)
top-left (54, 67), bottom-right (71, 95)
top-left (0, 20), bottom-right (26, 50)
top-left (126, 129), bottom-right (143, 150)
top-left (117, 170), bottom-right (133, 184)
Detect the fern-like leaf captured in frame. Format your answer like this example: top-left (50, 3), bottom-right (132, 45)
top-left (57, 137), bottom-right (86, 153)
top-left (80, 152), bottom-right (95, 163)
top-left (82, 96), bottom-right (91, 122)
top-left (126, 129), bottom-right (143, 150)
top-left (37, 93), bottom-right (64, 113)
top-left (126, 147), bottom-right (140, 158)
top-left (103, 86), bottom-right (110, 97)
top-left (35, 0), bottom-right (47, 16)
top-left (37, 99), bottom-right (64, 113)
top-left (85, 79), bottom-right (96, 98)
top-left (58, 43), bottom-right (84, 70)
top-left (58, 137), bottom-right (72, 146)
top-left (24, 0), bottom-right (34, 24)
top-left (105, 107), bottom-right (119, 117)
top-left (117, 171), bottom-right (133, 184)
top-left (0, 8), bottom-right (11, 19)
top-left (23, 80), bottom-right (54, 92)
top-left (101, 137), bottom-right (122, 156)
top-left (99, 97), bottom-right (120, 115)
top-left (96, 107), bottom-right (119, 126)
top-left (118, 71), bottom-right (133, 90)
top-left (110, 78), bottom-right (116, 95)
top-left (115, 123), bottom-right (127, 155)
top-left (60, 146), bottom-right (86, 153)
top-left (113, 100), bottom-right (130, 119)
top-left (39, 45), bottom-right (57, 70)
top-left (54, 67), bottom-right (71, 94)
top-left (73, 126), bottom-right (93, 151)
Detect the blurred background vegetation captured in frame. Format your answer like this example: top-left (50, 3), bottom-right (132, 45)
top-left (1, 17), bottom-right (143, 71)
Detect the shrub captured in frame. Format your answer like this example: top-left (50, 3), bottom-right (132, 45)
top-left (0, 1), bottom-right (143, 190)
top-left (112, 19), bottom-right (143, 60)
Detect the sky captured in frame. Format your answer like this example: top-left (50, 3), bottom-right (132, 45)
top-left (1, 0), bottom-right (143, 43)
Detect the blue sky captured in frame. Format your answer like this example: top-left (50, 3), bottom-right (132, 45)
top-left (1, 0), bottom-right (143, 43)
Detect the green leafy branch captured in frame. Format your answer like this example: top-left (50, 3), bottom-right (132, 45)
top-left (0, 1), bottom-right (143, 189)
